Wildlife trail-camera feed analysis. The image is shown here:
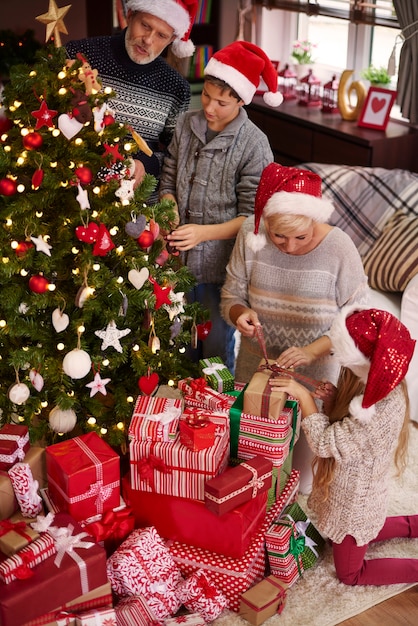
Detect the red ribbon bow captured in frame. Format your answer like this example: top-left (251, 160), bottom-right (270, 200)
top-left (184, 408), bottom-right (210, 429)
top-left (11, 553), bottom-right (34, 580)
top-left (137, 454), bottom-right (171, 490)
top-left (0, 519), bottom-right (32, 542)
top-left (197, 573), bottom-right (217, 599)
top-left (84, 508), bottom-right (134, 543)
top-left (189, 377), bottom-right (207, 395)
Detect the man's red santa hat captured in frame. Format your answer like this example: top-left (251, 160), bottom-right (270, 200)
top-left (126, 0), bottom-right (198, 58)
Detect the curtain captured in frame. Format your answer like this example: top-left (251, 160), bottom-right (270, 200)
top-left (393, 0), bottom-right (418, 125)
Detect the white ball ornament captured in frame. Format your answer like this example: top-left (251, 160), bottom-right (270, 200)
top-left (62, 348), bottom-right (91, 379)
top-left (8, 383), bottom-right (30, 405)
top-left (49, 406), bottom-right (77, 433)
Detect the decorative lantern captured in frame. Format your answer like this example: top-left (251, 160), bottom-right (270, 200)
top-left (278, 64), bottom-right (297, 100)
top-left (298, 69), bottom-right (322, 107)
top-left (322, 75), bottom-right (340, 113)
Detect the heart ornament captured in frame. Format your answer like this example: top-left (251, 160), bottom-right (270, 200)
top-left (75, 222), bottom-right (99, 243)
top-left (128, 267), bottom-right (149, 290)
top-left (58, 114), bottom-right (83, 140)
top-left (138, 372), bottom-right (159, 395)
top-left (125, 215), bottom-right (146, 238)
top-left (52, 307), bottom-right (70, 332)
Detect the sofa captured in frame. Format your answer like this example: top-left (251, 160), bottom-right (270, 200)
top-left (300, 163), bottom-right (418, 424)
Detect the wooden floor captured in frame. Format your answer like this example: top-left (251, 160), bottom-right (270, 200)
top-left (337, 585), bottom-right (418, 625)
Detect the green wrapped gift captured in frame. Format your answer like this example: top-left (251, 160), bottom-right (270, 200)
top-left (199, 356), bottom-right (234, 392)
top-left (280, 501), bottom-right (325, 570)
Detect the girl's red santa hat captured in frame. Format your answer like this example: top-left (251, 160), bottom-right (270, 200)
top-left (330, 306), bottom-right (416, 421)
top-left (204, 41), bottom-right (283, 107)
top-left (126, 0), bottom-right (198, 58)
top-left (247, 163), bottom-right (335, 252)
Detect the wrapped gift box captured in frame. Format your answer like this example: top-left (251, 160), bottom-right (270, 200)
top-left (178, 377), bottom-right (234, 413)
top-left (279, 501), bottom-right (325, 570)
top-left (122, 474), bottom-right (267, 558)
top-left (199, 357), bottom-right (234, 392)
top-left (129, 414), bottom-right (229, 501)
top-left (0, 424), bottom-right (30, 471)
top-left (176, 569), bottom-right (228, 622)
top-left (0, 530), bottom-right (56, 584)
top-left (265, 517), bottom-right (304, 586)
top-left (1, 447), bottom-right (47, 522)
top-left (0, 513), bottom-right (108, 626)
top-left (204, 455), bottom-right (272, 516)
top-left (46, 432), bottom-right (120, 523)
top-left (230, 392), bottom-right (300, 467)
top-left (22, 583), bottom-right (113, 626)
top-left (243, 360), bottom-right (287, 419)
top-left (115, 595), bottom-right (158, 626)
top-left (168, 469), bottom-right (300, 612)
top-left (238, 575), bottom-right (288, 626)
top-left (129, 396), bottom-right (182, 442)
top-left (0, 512), bottom-right (39, 557)
top-left (106, 526), bottom-right (183, 620)
top-left (164, 613), bottom-right (206, 626)
top-left (179, 408), bottom-right (217, 451)
top-left (75, 607), bottom-right (116, 625)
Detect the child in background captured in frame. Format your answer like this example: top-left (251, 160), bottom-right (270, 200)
top-left (160, 41), bottom-right (282, 372)
top-left (269, 306), bottom-right (418, 585)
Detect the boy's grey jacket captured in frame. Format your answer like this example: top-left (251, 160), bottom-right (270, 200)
top-left (160, 108), bottom-right (273, 284)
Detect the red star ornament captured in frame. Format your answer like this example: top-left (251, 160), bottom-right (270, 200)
top-left (102, 143), bottom-right (124, 163)
top-left (149, 276), bottom-right (172, 309)
top-left (31, 100), bottom-right (58, 130)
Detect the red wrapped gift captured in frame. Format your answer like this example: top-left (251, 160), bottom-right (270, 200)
top-left (129, 396), bottom-right (182, 442)
top-left (106, 526), bottom-right (182, 620)
top-left (265, 518), bottom-right (304, 586)
top-left (168, 469), bottom-right (300, 612)
top-left (179, 408), bottom-right (216, 451)
top-left (46, 432), bottom-right (120, 523)
top-left (0, 531), bottom-right (55, 584)
top-left (164, 615), bottom-right (206, 626)
top-left (115, 595), bottom-right (159, 626)
top-left (1, 447), bottom-right (47, 521)
top-left (178, 378), bottom-right (233, 413)
top-left (176, 570), bottom-right (228, 622)
top-left (239, 575), bottom-right (288, 625)
top-left (82, 506), bottom-right (135, 557)
top-left (204, 455), bottom-right (273, 516)
top-left (0, 513), bottom-right (108, 626)
top-left (0, 424), bottom-right (30, 471)
top-left (122, 474), bottom-right (267, 558)
top-left (129, 414), bottom-right (229, 501)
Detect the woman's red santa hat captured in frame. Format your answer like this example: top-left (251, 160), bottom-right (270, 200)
top-left (126, 0), bottom-right (198, 58)
top-left (247, 163), bottom-right (335, 252)
top-left (204, 41), bottom-right (283, 107)
top-left (330, 306), bottom-right (416, 421)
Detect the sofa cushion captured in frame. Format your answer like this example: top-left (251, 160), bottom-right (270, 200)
top-left (363, 211), bottom-right (418, 292)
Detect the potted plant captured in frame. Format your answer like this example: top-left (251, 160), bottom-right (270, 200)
top-left (361, 65), bottom-right (392, 87)
top-left (291, 40), bottom-right (317, 80)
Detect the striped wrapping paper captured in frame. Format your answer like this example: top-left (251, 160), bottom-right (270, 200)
top-left (265, 518), bottom-right (304, 587)
top-left (0, 533), bottom-right (56, 584)
top-left (130, 415), bottom-right (229, 501)
top-left (128, 396), bottom-right (183, 442)
top-left (114, 595), bottom-right (158, 626)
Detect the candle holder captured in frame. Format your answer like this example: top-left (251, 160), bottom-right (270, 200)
top-left (322, 75), bottom-right (340, 113)
top-left (278, 64), bottom-right (297, 100)
top-left (298, 69), bottom-right (322, 107)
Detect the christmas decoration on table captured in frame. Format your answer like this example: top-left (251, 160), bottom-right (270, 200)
top-left (0, 424), bottom-right (30, 471)
top-left (176, 569), bottom-right (228, 622)
top-left (199, 356), bottom-right (234, 392)
top-left (129, 395), bottom-right (182, 443)
top-left (8, 461), bottom-right (43, 517)
top-left (106, 526), bottom-right (183, 620)
top-left (0, 39), bottom-right (207, 447)
top-left (238, 575), bottom-right (288, 625)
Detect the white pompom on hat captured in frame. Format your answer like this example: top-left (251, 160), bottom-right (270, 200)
top-left (204, 41), bottom-right (283, 107)
top-left (247, 163), bottom-right (335, 252)
top-left (126, 0), bottom-right (198, 58)
top-left (330, 305), bottom-right (416, 420)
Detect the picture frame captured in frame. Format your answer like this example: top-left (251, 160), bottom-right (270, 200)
top-left (357, 87), bottom-right (397, 131)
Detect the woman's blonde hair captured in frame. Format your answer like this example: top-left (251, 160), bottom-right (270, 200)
top-left (311, 366), bottom-right (410, 502)
top-left (264, 212), bottom-right (313, 236)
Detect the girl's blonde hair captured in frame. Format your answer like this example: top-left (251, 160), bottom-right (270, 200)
top-left (311, 366), bottom-right (410, 502)
top-left (264, 212), bottom-right (313, 236)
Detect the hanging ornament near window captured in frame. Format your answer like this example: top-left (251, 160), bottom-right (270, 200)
top-left (197, 320), bottom-right (212, 340)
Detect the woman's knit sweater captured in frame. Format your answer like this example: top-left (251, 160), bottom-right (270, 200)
top-left (302, 385), bottom-right (405, 545)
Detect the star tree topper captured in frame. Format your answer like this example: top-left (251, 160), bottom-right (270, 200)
top-left (36, 0), bottom-right (72, 48)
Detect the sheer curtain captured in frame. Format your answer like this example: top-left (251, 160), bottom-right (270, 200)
top-left (393, 0), bottom-right (418, 125)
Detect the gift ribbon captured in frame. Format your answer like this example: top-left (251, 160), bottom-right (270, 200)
top-left (0, 519), bottom-right (33, 542)
top-left (183, 408), bottom-right (211, 429)
top-left (188, 378), bottom-right (230, 409)
top-left (83, 507), bottom-right (134, 543)
top-left (0, 431), bottom-right (29, 464)
top-left (1, 535), bottom-right (56, 583)
top-left (54, 611), bottom-right (78, 626)
top-left (49, 524), bottom-right (94, 594)
top-left (269, 519), bottom-right (304, 577)
top-left (202, 362), bottom-right (227, 376)
top-left (205, 466), bottom-right (271, 505)
top-left (30, 512), bottom-right (55, 533)
top-left (139, 406), bottom-right (181, 441)
top-left (196, 572), bottom-right (217, 600)
top-left (284, 514), bottom-right (319, 557)
top-left (137, 454), bottom-right (171, 490)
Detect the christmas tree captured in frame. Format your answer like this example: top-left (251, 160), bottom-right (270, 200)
top-left (0, 44), bottom-right (206, 447)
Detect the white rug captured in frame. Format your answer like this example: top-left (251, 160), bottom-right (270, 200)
top-left (214, 422), bottom-right (418, 626)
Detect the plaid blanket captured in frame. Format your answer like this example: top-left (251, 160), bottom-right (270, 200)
top-left (299, 163), bottom-right (418, 257)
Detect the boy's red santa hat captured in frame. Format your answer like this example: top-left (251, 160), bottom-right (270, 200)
top-left (126, 0), bottom-right (197, 58)
top-left (247, 163), bottom-right (335, 252)
top-left (330, 306), bottom-right (415, 421)
top-left (204, 41), bottom-right (283, 107)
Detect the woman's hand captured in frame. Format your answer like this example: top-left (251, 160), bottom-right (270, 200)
top-left (235, 310), bottom-right (260, 337)
top-left (276, 345), bottom-right (316, 369)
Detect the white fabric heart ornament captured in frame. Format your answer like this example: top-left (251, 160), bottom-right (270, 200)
top-left (30, 369), bottom-right (44, 392)
top-left (128, 267), bottom-right (149, 290)
top-left (58, 114), bottom-right (83, 140)
top-left (52, 308), bottom-right (70, 332)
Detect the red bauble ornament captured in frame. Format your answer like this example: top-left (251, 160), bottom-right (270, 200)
top-left (197, 321), bottom-right (212, 340)
top-left (138, 371), bottom-right (159, 395)
top-left (0, 177), bottom-right (17, 196)
top-left (137, 230), bottom-right (155, 249)
top-left (75, 222), bottom-right (99, 243)
top-left (103, 114), bottom-right (115, 126)
top-left (29, 274), bottom-right (49, 293)
top-left (75, 166), bottom-right (93, 185)
top-left (15, 241), bottom-right (34, 257)
top-left (23, 132), bottom-right (43, 150)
